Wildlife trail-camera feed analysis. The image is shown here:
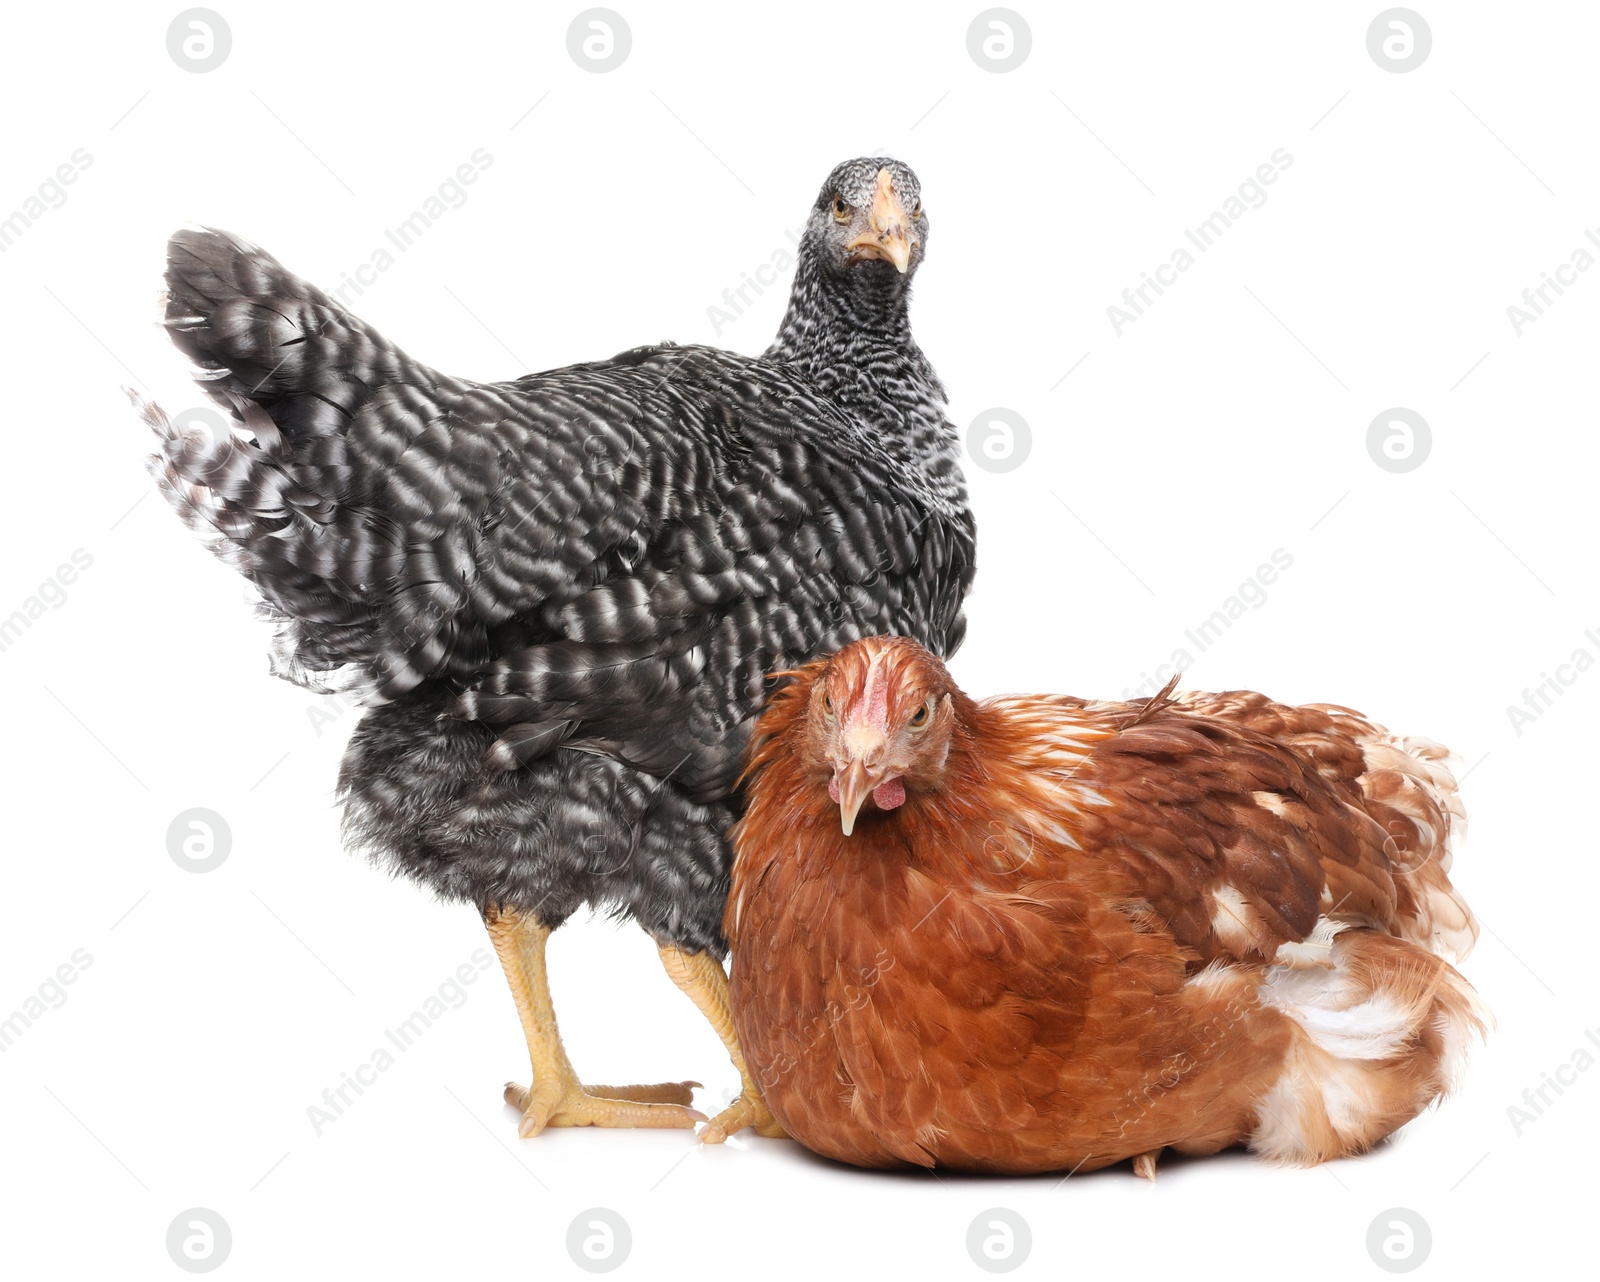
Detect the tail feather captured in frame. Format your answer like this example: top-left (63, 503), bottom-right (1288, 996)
top-left (135, 389), bottom-right (377, 690)
top-left (1252, 927), bottom-right (1490, 1165)
top-left (1315, 711), bottom-right (1479, 963)
top-left (163, 227), bottom-right (428, 439)
top-left (1177, 691), bottom-right (1479, 964)
top-left (144, 228), bottom-right (477, 695)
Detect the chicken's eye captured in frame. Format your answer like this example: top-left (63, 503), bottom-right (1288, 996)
top-left (909, 702), bottom-right (931, 729)
top-left (823, 693), bottom-right (835, 718)
top-left (832, 196), bottom-right (850, 223)
top-left (911, 198), bottom-right (922, 218)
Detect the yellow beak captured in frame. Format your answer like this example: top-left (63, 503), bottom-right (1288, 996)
top-left (846, 168), bottom-right (917, 274)
top-left (835, 757), bottom-right (874, 837)
top-left (834, 721), bottom-right (891, 836)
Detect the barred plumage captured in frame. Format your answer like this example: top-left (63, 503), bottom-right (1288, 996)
top-left (144, 158), bottom-right (974, 960)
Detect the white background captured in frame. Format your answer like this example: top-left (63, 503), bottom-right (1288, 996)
top-left (0, 1), bottom-right (1592, 1277)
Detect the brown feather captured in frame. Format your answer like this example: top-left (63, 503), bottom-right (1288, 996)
top-left (727, 637), bottom-right (1487, 1174)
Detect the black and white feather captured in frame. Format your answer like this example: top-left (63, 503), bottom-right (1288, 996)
top-left (143, 157), bottom-right (974, 954)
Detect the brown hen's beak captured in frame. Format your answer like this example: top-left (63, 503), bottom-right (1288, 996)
top-left (834, 721), bottom-right (890, 836)
top-left (847, 168), bottom-right (917, 274)
top-left (835, 757), bottom-right (875, 837)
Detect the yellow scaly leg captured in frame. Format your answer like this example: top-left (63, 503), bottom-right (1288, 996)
top-left (486, 908), bottom-right (706, 1137)
top-left (658, 945), bottom-right (788, 1143)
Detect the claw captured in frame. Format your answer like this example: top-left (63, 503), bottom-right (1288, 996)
top-left (506, 1079), bottom-right (705, 1137)
top-left (699, 1090), bottom-right (789, 1144)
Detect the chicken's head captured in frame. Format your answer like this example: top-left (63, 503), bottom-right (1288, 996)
top-left (810, 158), bottom-right (927, 282)
top-left (805, 635), bottom-right (961, 836)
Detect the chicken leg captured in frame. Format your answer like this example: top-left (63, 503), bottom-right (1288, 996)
top-left (486, 908), bottom-right (706, 1136)
top-left (658, 945), bottom-right (787, 1143)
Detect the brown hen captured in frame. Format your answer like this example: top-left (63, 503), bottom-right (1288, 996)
top-left (725, 636), bottom-right (1487, 1175)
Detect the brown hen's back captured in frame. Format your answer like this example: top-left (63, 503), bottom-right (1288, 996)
top-left (727, 643), bottom-right (1487, 1175)
top-left (1171, 688), bottom-right (1477, 964)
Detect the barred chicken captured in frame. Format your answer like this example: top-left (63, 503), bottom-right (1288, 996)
top-left (727, 636), bottom-right (1486, 1174)
top-left (142, 159), bottom-right (974, 1142)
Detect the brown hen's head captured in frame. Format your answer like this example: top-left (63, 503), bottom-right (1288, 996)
top-left (802, 635), bottom-right (965, 835)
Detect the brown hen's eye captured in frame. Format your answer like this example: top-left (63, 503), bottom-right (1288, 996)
top-left (909, 703), bottom-right (930, 728)
top-left (823, 693), bottom-right (834, 716)
top-left (832, 196), bottom-right (850, 222)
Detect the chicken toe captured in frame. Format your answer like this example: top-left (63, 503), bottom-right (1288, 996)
top-left (701, 1091), bottom-right (789, 1143)
top-left (505, 1080), bottom-right (704, 1137)
top-left (657, 943), bottom-right (788, 1145)
top-left (581, 1080), bottom-right (701, 1106)
top-left (488, 908), bottom-right (704, 1137)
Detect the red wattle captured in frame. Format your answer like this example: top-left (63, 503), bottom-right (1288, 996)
top-left (872, 777), bottom-right (905, 810)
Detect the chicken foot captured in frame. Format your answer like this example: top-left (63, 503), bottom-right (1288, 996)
top-left (658, 945), bottom-right (788, 1143)
top-left (486, 908), bottom-right (706, 1136)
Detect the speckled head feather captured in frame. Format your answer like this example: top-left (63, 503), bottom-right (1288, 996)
top-left (767, 158), bottom-right (961, 505)
top-left (808, 157), bottom-right (927, 278)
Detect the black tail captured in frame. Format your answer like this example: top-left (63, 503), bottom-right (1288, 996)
top-left (163, 227), bottom-right (432, 439)
top-left (145, 229), bottom-right (463, 692)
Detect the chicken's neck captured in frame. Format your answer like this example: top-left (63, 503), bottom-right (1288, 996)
top-left (765, 252), bottom-right (964, 503)
top-left (766, 247), bottom-right (916, 359)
